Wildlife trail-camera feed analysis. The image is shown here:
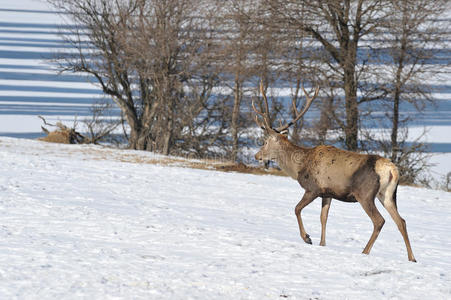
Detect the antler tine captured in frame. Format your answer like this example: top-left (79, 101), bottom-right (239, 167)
top-left (254, 114), bottom-right (265, 129)
top-left (291, 95), bottom-right (298, 117)
top-left (251, 99), bottom-right (265, 118)
top-left (252, 99), bottom-right (270, 129)
top-left (275, 83), bottom-right (319, 132)
top-left (251, 80), bottom-right (272, 130)
top-left (259, 80), bottom-right (270, 120)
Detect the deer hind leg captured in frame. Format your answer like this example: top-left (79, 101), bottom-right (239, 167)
top-left (378, 186), bottom-right (417, 262)
top-left (358, 196), bottom-right (385, 255)
top-left (295, 191), bottom-right (317, 244)
top-left (320, 197), bottom-right (332, 246)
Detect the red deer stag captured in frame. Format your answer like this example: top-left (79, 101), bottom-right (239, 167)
top-left (253, 81), bottom-right (416, 262)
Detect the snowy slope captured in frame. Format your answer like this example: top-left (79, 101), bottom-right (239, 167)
top-left (0, 137), bottom-right (450, 299)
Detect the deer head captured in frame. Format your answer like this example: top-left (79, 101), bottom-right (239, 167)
top-left (253, 81), bottom-right (319, 163)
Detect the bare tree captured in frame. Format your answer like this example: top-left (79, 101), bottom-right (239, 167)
top-left (212, 0), bottom-right (260, 161)
top-left (362, 0), bottom-right (448, 185)
top-left (48, 0), bottom-right (221, 155)
top-left (265, 0), bottom-right (394, 151)
top-left (385, 0), bottom-right (448, 160)
top-left (270, 1), bottom-right (319, 146)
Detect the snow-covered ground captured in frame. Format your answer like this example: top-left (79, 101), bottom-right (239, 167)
top-left (0, 137), bottom-right (450, 299)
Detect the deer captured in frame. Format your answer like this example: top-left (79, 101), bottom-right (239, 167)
top-left (253, 81), bottom-right (416, 262)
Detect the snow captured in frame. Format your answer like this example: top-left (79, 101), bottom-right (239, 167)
top-left (0, 137), bottom-right (451, 299)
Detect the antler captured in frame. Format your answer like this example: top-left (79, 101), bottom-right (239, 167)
top-left (252, 80), bottom-right (319, 133)
top-left (252, 80), bottom-right (272, 130)
top-left (274, 84), bottom-right (319, 133)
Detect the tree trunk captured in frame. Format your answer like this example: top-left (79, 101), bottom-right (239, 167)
top-left (317, 96), bottom-right (333, 144)
top-left (231, 75), bottom-right (242, 162)
top-left (162, 118), bottom-right (173, 155)
top-left (391, 88), bottom-right (401, 162)
top-left (162, 99), bottom-right (175, 155)
top-left (391, 0), bottom-right (408, 162)
top-left (343, 67), bottom-right (359, 151)
top-left (123, 111), bottom-right (144, 150)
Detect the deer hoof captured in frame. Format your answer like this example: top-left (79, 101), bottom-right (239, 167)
top-left (304, 234), bottom-right (312, 245)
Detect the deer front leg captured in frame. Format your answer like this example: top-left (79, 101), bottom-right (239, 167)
top-left (320, 197), bottom-right (332, 246)
top-left (295, 191), bottom-right (317, 244)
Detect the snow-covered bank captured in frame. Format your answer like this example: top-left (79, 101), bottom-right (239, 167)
top-left (0, 137), bottom-right (450, 299)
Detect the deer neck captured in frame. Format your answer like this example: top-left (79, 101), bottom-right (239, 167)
top-left (274, 139), bottom-right (309, 180)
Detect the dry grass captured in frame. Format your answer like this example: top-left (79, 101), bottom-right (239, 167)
top-left (37, 140), bottom-right (288, 177)
top-left (113, 153), bottom-right (288, 177)
top-left (212, 162), bottom-right (286, 176)
top-left (39, 131), bottom-right (72, 144)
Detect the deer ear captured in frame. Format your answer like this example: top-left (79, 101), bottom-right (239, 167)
top-left (280, 129), bottom-right (289, 136)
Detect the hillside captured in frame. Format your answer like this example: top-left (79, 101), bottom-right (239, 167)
top-left (0, 137), bottom-right (450, 299)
